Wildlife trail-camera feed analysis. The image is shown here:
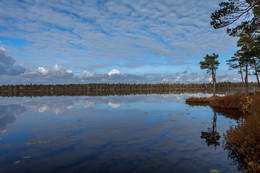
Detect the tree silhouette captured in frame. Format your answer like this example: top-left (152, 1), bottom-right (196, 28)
top-left (201, 111), bottom-right (221, 148)
top-left (211, 0), bottom-right (260, 36)
top-left (200, 53), bottom-right (220, 96)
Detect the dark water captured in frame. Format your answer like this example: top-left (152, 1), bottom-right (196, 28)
top-left (0, 93), bottom-right (241, 173)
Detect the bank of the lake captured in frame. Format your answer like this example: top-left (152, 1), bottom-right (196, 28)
top-left (186, 93), bottom-right (260, 172)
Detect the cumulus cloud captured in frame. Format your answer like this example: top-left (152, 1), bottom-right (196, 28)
top-left (186, 76), bottom-right (206, 83)
top-left (66, 69), bottom-right (73, 74)
top-left (0, 46), bottom-right (5, 51)
top-left (37, 67), bottom-right (48, 75)
top-left (19, 64), bottom-right (74, 84)
top-left (173, 76), bottom-right (182, 83)
top-left (79, 70), bottom-right (94, 78)
top-left (0, 66), bottom-right (246, 84)
top-left (31, 64), bottom-right (72, 77)
top-left (53, 64), bottom-right (62, 71)
top-left (107, 69), bottom-right (120, 76)
top-left (0, 48), bottom-right (25, 75)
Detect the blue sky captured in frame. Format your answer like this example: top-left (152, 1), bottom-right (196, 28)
top-left (0, 0), bottom-right (253, 84)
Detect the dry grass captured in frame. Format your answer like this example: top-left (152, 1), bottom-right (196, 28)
top-left (209, 95), bottom-right (242, 110)
top-left (185, 96), bottom-right (217, 104)
top-left (186, 93), bottom-right (260, 115)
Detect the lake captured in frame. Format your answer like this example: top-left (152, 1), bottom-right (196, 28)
top-left (0, 93), bottom-right (241, 173)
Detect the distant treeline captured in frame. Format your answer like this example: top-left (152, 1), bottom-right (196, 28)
top-left (0, 82), bottom-right (258, 97)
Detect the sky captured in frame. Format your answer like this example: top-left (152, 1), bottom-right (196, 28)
top-left (0, 0), bottom-right (254, 84)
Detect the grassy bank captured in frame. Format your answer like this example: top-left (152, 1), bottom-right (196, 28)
top-left (186, 92), bottom-right (260, 115)
top-left (186, 92), bottom-right (260, 172)
top-left (185, 96), bottom-right (217, 105)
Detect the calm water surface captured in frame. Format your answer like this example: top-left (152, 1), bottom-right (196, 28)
top-left (0, 93), bottom-right (241, 173)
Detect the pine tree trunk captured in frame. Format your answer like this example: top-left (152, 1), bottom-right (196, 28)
top-left (213, 81), bottom-right (216, 96)
top-left (240, 66), bottom-right (244, 83)
top-left (212, 72), bottom-right (216, 96)
top-left (245, 62), bottom-right (248, 93)
top-left (253, 61), bottom-right (260, 88)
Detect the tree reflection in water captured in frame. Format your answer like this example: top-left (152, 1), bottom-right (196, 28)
top-left (200, 111), bottom-right (221, 148)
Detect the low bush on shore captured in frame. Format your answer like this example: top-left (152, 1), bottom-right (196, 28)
top-left (225, 114), bottom-right (260, 172)
top-left (186, 92), bottom-right (260, 115)
top-left (185, 96), bottom-right (217, 104)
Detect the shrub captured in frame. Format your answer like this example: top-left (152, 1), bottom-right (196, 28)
top-left (185, 96), bottom-right (217, 104)
top-left (209, 94), bottom-right (243, 110)
top-left (224, 114), bottom-right (260, 172)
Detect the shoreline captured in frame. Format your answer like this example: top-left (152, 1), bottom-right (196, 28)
top-left (186, 93), bottom-right (260, 172)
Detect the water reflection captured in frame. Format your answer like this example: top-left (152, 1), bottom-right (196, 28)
top-left (0, 94), bottom-right (241, 173)
top-left (0, 104), bottom-right (25, 134)
top-left (108, 102), bottom-right (120, 108)
top-left (212, 107), bottom-right (243, 121)
top-left (200, 111), bottom-right (220, 148)
top-left (186, 100), bottom-right (246, 172)
top-left (0, 93), bottom-right (211, 115)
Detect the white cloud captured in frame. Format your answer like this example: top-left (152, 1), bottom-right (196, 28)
top-left (16, 64), bottom-right (75, 84)
top-left (186, 76), bottom-right (205, 83)
top-left (173, 76), bottom-right (182, 82)
top-left (161, 78), bottom-right (171, 82)
top-left (66, 69), bottom-right (73, 73)
top-left (0, 47), bottom-right (5, 51)
top-left (107, 69), bottom-right (120, 76)
top-left (34, 65), bottom-right (71, 76)
top-left (79, 70), bottom-right (94, 78)
top-left (37, 67), bottom-right (48, 75)
top-left (54, 64), bottom-right (62, 71)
